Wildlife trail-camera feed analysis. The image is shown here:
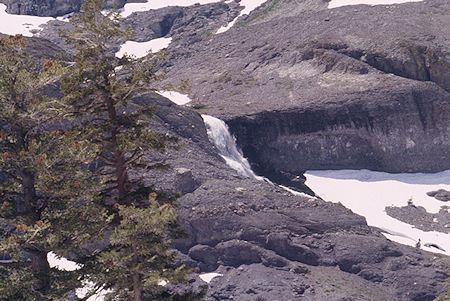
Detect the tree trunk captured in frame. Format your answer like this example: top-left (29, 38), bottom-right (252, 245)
top-left (30, 250), bottom-right (51, 300)
top-left (132, 242), bottom-right (142, 301)
top-left (105, 94), bottom-right (129, 202)
top-left (21, 170), bottom-right (35, 213)
top-left (22, 170), bottom-right (51, 298)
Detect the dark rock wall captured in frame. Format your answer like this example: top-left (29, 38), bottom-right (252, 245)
top-left (228, 84), bottom-right (450, 174)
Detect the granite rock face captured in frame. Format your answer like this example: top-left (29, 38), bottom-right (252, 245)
top-left (136, 93), bottom-right (449, 301)
top-left (227, 83), bottom-right (450, 175)
top-left (123, 2), bottom-right (241, 42)
top-left (160, 0), bottom-right (450, 180)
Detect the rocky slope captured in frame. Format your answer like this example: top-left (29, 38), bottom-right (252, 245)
top-left (137, 93), bottom-right (449, 301)
top-left (2, 0), bottom-right (450, 300)
top-left (0, 0), bottom-right (130, 16)
top-left (159, 0), bottom-right (449, 181)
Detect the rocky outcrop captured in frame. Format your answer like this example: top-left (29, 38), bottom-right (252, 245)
top-left (386, 203), bottom-right (450, 234)
top-left (227, 83), bottom-right (450, 174)
top-left (38, 1), bottom-right (241, 55)
top-left (0, 0), bottom-right (128, 16)
top-left (123, 2), bottom-right (242, 42)
top-left (159, 0), bottom-right (449, 179)
top-left (135, 93), bottom-right (449, 301)
top-left (427, 189), bottom-right (450, 202)
top-left (9, 0), bottom-right (450, 299)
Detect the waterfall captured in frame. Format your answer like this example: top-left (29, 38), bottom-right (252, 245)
top-left (202, 115), bottom-right (261, 179)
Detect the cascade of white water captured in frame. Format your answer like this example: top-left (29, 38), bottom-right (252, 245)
top-left (201, 115), bottom-right (261, 179)
top-left (201, 114), bottom-right (312, 197)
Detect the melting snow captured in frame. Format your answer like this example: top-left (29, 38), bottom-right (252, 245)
top-left (48, 252), bottom-right (109, 300)
top-left (328, 0), bottom-right (423, 9)
top-left (199, 272), bottom-right (223, 283)
top-left (305, 169), bottom-right (450, 255)
top-left (0, 4), bottom-right (70, 36)
top-left (115, 37), bottom-right (172, 58)
top-left (47, 252), bottom-right (81, 271)
top-left (157, 91), bottom-right (192, 105)
top-left (216, 0), bottom-right (268, 33)
top-left (280, 185), bottom-right (313, 198)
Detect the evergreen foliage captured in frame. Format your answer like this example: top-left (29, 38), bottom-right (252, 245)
top-left (0, 34), bottom-right (107, 300)
top-left (58, 0), bottom-right (189, 299)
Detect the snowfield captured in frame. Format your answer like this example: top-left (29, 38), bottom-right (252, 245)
top-left (115, 37), bottom-right (172, 58)
top-left (199, 272), bottom-right (223, 283)
top-left (305, 169), bottom-right (450, 256)
top-left (157, 91), bottom-right (192, 105)
top-left (328, 0), bottom-right (423, 9)
top-left (0, 3), bottom-right (57, 36)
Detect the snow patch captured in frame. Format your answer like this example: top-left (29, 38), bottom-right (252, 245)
top-left (199, 272), bottom-right (223, 283)
top-left (0, 4), bottom-right (66, 36)
top-left (47, 252), bottom-right (109, 300)
top-left (115, 37), bottom-right (172, 58)
top-left (216, 0), bottom-right (268, 33)
top-left (121, 0), bottom-right (223, 18)
top-left (47, 252), bottom-right (81, 271)
top-left (280, 185), bottom-right (313, 198)
top-left (328, 0), bottom-right (423, 9)
top-left (157, 91), bottom-right (192, 105)
top-left (76, 283), bottom-right (110, 301)
top-left (304, 169), bottom-right (450, 255)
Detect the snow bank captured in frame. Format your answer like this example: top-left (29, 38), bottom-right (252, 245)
top-left (328, 0), bottom-right (423, 9)
top-left (0, 4), bottom-right (57, 36)
top-left (305, 169), bottom-right (450, 255)
top-left (121, 0), bottom-right (223, 18)
top-left (199, 272), bottom-right (223, 283)
top-left (48, 252), bottom-right (109, 300)
top-left (216, 0), bottom-right (268, 33)
top-left (280, 185), bottom-right (314, 198)
top-left (47, 252), bottom-right (81, 271)
top-left (115, 37), bottom-right (172, 58)
top-left (157, 91), bottom-right (192, 105)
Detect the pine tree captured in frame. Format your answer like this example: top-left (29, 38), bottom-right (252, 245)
top-left (0, 34), bottom-right (108, 300)
top-left (59, 0), bottom-right (188, 299)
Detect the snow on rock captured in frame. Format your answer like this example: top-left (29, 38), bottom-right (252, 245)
top-left (305, 169), bottom-right (450, 255)
top-left (76, 283), bottom-right (110, 301)
top-left (216, 0), bottom-right (268, 34)
top-left (157, 91), bottom-right (192, 105)
top-left (280, 185), bottom-right (314, 198)
top-left (121, 0), bottom-right (223, 18)
top-left (115, 37), bottom-right (172, 58)
top-left (47, 252), bottom-right (81, 271)
top-left (199, 272), bottom-right (223, 283)
top-left (158, 279), bottom-right (168, 286)
top-left (328, 0), bottom-right (423, 9)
